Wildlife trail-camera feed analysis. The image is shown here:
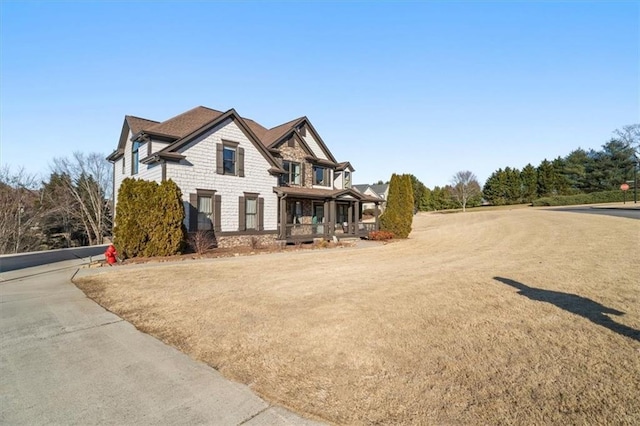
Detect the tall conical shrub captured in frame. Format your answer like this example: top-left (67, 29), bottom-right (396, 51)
top-left (144, 179), bottom-right (185, 257)
top-left (380, 173), bottom-right (414, 238)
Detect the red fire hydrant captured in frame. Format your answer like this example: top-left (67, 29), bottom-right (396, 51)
top-left (105, 244), bottom-right (117, 266)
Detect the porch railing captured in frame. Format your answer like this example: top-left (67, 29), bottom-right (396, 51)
top-left (281, 222), bottom-right (376, 239)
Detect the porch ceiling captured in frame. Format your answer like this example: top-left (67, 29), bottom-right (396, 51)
top-left (273, 186), bottom-right (382, 202)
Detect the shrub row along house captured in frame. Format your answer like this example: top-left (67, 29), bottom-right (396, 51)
top-left (107, 106), bottom-right (382, 247)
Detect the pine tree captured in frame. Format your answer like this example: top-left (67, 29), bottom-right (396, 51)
top-left (520, 164), bottom-right (538, 203)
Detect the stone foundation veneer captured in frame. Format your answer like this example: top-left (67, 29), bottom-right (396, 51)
top-left (216, 233), bottom-right (279, 249)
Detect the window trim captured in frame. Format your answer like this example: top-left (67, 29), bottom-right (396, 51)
top-left (239, 192), bottom-right (263, 231)
top-left (312, 165), bottom-right (330, 187)
top-left (344, 171), bottom-right (351, 188)
top-left (244, 194), bottom-right (258, 231)
top-left (196, 194), bottom-right (214, 231)
top-left (280, 160), bottom-right (301, 186)
top-left (223, 145), bottom-right (236, 175)
top-left (217, 140), bottom-right (244, 177)
top-left (190, 189), bottom-right (220, 233)
top-left (131, 141), bottom-right (140, 175)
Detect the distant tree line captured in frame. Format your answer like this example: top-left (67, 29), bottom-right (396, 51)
top-left (483, 126), bottom-right (638, 205)
top-left (381, 124), bottom-right (639, 212)
top-left (0, 152), bottom-right (111, 254)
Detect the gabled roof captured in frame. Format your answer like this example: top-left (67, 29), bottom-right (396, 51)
top-left (353, 184), bottom-right (369, 194)
top-left (353, 183), bottom-right (389, 199)
top-left (143, 106), bottom-right (224, 139)
top-left (260, 117), bottom-right (305, 147)
top-left (109, 106), bottom-right (347, 172)
top-left (126, 116), bottom-right (159, 135)
top-left (370, 184), bottom-right (389, 196)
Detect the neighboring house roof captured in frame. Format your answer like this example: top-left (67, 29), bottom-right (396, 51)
top-left (370, 184), bottom-right (389, 198)
top-left (353, 183), bottom-right (389, 200)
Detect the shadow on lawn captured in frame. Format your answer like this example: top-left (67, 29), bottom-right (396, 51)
top-left (494, 277), bottom-right (639, 343)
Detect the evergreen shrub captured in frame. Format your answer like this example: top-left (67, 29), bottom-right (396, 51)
top-left (380, 174), bottom-right (414, 238)
top-left (113, 178), bottom-right (185, 259)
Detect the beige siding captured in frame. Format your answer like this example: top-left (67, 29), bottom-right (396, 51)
top-left (302, 132), bottom-right (328, 160)
top-left (166, 118), bottom-right (278, 232)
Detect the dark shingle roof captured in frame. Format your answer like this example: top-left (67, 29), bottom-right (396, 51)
top-left (145, 106), bottom-right (224, 138)
top-left (259, 117), bottom-right (305, 146)
top-left (370, 184), bottom-right (389, 197)
top-left (353, 184), bottom-right (370, 194)
top-left (126, 116), bottom-right (159, 135)
top-left (128, 106), bottom-right (303, 148)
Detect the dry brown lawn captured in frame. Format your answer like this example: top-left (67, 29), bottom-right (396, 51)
top-left (76, 208), bottom-right (640, 425)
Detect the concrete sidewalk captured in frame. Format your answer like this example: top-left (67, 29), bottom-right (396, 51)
top-left (0, 264), bottom-right (323, 425)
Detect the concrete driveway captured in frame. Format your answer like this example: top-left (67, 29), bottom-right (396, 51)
top-left (0, 261), bottom-right (322, 425)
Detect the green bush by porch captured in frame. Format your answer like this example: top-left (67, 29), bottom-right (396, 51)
top-left (380, 174), bottom-right (414, 238)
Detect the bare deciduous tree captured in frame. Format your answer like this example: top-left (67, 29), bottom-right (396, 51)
top-left (51, 152), bottom-right (112, 245)
top-left (450, 170), bottom-right (482, 212)
top-left (614, 124), bottom-right (640, 158)
top-left (0, 167), bottom-right (44, 253)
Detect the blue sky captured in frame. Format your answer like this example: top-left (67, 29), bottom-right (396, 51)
top-left (1, 1), bottom-right (638, 188)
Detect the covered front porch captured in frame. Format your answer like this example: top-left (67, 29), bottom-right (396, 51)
top-left (274, 187), bottom-right (381, 242)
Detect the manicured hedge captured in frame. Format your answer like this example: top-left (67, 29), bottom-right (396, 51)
top-left (532, 190), bottom-right (631, 206)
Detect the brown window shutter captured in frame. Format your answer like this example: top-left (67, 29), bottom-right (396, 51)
top-left (216, 143), bottom-right (223, 174)
top-left (238, 196), bottom-right (246, 231)
top-left (258, 197), bottom-right (264, 231)
top-left (301, 163), bottom-right (305, 186)
top-left (238, 147), bottom-right (245, 177)
top-left (147, 140), bottom-right (152, 156)
top-left (214, 194), bottom-right (222, 232)
top-left (189, 193), bottom-right (198, 232)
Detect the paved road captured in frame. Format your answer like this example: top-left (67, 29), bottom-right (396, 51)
top-left (550, 206), bottom-right (640, 220)
top-left (0, 262), bottom-right (322, 425)
top-left (0, 245), bottom-right (108, 273)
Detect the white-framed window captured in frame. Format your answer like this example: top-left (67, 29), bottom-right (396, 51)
top-left (223, 145), bottom-right (236, 175)
top-left (344, 171), bottom-right (351, 188)
top-left (197, 195), bottom-right (213, 231)
top-left (280, 161), bottom-right (301, 186)
top-left (245, 196), bottom-right (257, 230)
top-left (132, 141), bottom-right (140, 175)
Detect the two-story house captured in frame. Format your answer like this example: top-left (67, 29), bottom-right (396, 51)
top-left (107, 106), bottom-right (382, 247)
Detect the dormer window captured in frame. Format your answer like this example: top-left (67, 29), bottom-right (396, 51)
top-left (280, 161), bottom-right (301, 186)
top-left (344, 171), bottom-right (351, 188)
